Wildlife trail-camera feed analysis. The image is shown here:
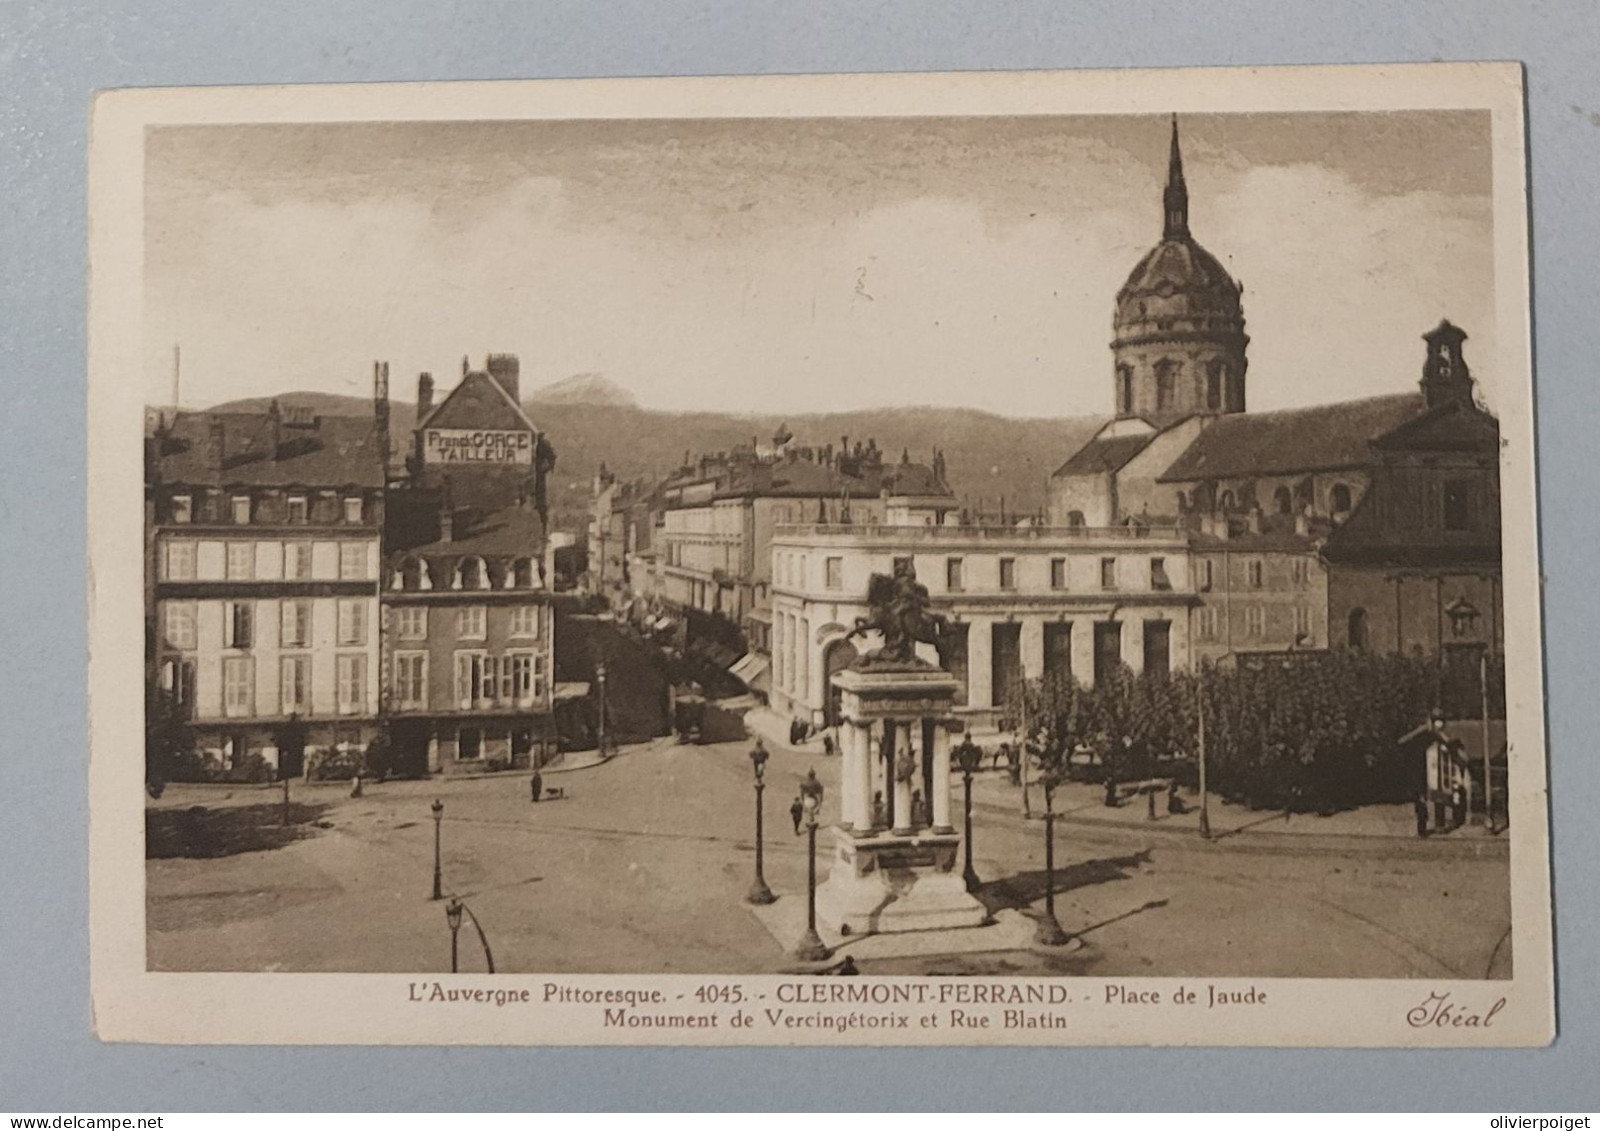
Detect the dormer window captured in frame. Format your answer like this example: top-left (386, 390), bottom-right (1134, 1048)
top-left (454, 555), bottom-right (489, 591)
top-left (343, 496), bottom-right (364, 524)
top-left (287, 495), bottom-right (308, 523)
top-left (230, 495), bottom-right (251, 524)
top-left (512, 557), bottom-right (537, 588)
top-left (171, 495), bottom-right (193, 524)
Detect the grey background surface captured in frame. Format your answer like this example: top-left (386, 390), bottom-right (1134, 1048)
top-left (1, 0), bottom-right (1595, 1112)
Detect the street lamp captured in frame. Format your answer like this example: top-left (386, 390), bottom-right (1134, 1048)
top-left (793, 772), bottom-right (830, 962)
top-left (1034, 767), bottom-right (1071, 947)
top-left (446, 898), bottom-right (464, 972)
top-left (746, 739), bottom-right (776, 905)
top-left (954, 734), bottom-right (983, 892)
top-left (1196, 664), bottom-right (1212, 839)
top-left (442, 898), bottom-right (498, 974)
top-left (430, 798), bottom-right (444, 901)
top-left (595, 661), bottom-right (610, 755)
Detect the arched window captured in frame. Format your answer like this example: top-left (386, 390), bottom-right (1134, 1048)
top-left (454, 555), bottom-right (489, 591)
top-left (1154, 359), bottom-right (1178, 412)
top-left (1347, 607), bottom-right (1368, 651)
top-left (1219, 490), bottom-right (1236, 512)
top-left (1274, 486), bottom-right (1293, 515)
top-left (1117, 365), bottom-right (1134, 414)
top-left (1330, 483), bottom-right (1353, 513)
top-left (512, 557), bottom-right (537, 588)
top-left (1205, 359), bottom-right (1225, 410)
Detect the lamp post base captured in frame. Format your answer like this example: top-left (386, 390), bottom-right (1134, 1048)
top-left (1033, 913), bottom-right (1072, 947)
top-left (746, 879), bottom-right (777, 905)
top-left (962, 864), bottom-right (981, 893)
top-left (792, 927), bottom-right (831, 962)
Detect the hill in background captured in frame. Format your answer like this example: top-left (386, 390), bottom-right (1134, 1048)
top-left (203, 390), bottom-right (1104, 531)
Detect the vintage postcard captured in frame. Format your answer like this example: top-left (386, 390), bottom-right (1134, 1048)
top-left (88, 63), bottom-right (1552, 1046)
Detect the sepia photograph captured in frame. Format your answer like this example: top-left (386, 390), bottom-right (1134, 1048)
top-left (87, 64), bottom-right (1551, 1045)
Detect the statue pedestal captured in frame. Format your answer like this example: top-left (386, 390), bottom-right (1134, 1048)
top-left (816, 828), bottom-right (988, 935)
top-left (817, 664), bottom-right (989, 936)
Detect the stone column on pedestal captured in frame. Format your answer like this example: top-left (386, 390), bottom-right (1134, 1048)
top-left (852, 721), bottom-right (873, 832)
top-left (1021, 617), bottom-right (1045, 682)
top-left (1072, 615), bottom-right (1097, 687)
top-left (838, 716), bottom-right (858, 832)
top-left (891, 720), bottom-right (914, 835)
top-left (817, 664), bottom-right (988, 936)
top-left (966, 617), bottom-right (993, 709)
top-left (931, 722), bottom-right (953, 832)
top-left (1121, 611), bottom-right (1145, 675)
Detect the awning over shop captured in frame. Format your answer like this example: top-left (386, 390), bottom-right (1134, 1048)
top-left (728, 652), bottom-right (770, 694)
top-left (552, 682), bottom-right (591, 703)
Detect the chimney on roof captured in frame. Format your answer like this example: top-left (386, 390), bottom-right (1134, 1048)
top-left (374, 361), bottom-right (391, 479)
top-left (486, 353), bottom-right (520, 403)
top-left (417, 372), bottom-right (434, 419)
top-left (206, 417), bottom-right (226, 474)
top-left (267, 399), bottom-right (282, 461)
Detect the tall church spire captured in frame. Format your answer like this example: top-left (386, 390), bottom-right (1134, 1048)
top-left (1163, 114), bottom-right (1190, 240)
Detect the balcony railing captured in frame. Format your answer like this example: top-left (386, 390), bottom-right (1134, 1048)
top-left (772, 523), bottom-right (1187, 542)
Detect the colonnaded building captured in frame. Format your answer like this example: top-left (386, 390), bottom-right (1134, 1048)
top-left (769, 118), bottom-right (1503, 730)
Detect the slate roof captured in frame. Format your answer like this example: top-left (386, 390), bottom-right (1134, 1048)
top-left (151, 411), bottom-right (386, 488)
top-left (399, 503), bottom-right (546, 557)
top-left (1053, 433), bottom-right (1156, 479)
top-left (708, 457), bottom-right (952, 501)
top-left (419, 370), bottom-right (539, 433)
top-left (878, 461), bottom-right (950, 497)
top-left (1158, 393), bottom-right (1426, 482)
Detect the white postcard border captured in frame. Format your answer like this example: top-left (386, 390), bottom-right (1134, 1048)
top-left (88, 62), bottom-right (1551, 1047)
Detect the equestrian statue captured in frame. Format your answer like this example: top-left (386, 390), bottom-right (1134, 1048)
top-left (845, 558), bottom-right (952, 670)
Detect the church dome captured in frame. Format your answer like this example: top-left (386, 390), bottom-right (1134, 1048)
top-left (1113, 238), bottom-right (1243, 340)
top-left (1107, 117), bottom-right (1249, 419)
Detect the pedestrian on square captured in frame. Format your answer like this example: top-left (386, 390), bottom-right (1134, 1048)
top-left (1167, 780), bottom-right (1186, 815)
top-left (790, 795), bottom-right (805, 836)
top-left (1104, 771), bottom-right (1119, 808)
top-left (823, 732), bottom-right (836, 758)
top-left (530, 769), bottom-right (544, 803)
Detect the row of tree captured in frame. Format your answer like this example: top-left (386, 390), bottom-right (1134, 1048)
top-left (998, 651), bottom-right (1506, 814)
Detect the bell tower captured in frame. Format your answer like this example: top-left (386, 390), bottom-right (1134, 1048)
top-left (1420, 320), bottom-right (1475, 409)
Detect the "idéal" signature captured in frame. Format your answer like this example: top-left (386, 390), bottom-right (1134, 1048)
top-left (1406, 990), bottom-right (1507, 1029)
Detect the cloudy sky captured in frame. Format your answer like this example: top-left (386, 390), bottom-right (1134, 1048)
top-left (144, 110), bottom-right (1496, 417)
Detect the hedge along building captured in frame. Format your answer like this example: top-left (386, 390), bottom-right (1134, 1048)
top-left (145, 388), bottom-right (389, 777)
top-left (383, 355), bottom-right (559, 775)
